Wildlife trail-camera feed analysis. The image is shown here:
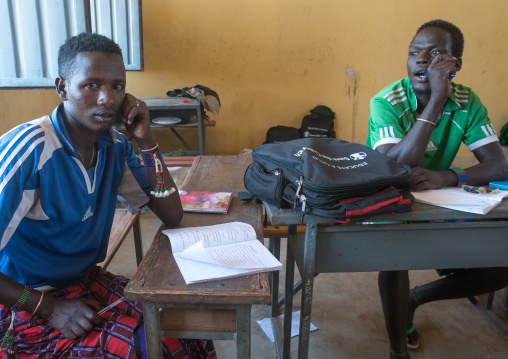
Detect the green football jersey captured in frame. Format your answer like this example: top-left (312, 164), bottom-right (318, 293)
top-left (366, 78), bottom-right (498, 171)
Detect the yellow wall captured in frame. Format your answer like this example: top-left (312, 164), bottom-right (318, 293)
top-left (2, 0), bottom-right (508, 157)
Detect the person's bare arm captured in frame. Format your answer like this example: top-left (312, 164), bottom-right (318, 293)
top-left (0, 273), bottom-right (103, 340)
top-left (411, 142), bottom-right (508, 191)
top-left (121, 94), bottom-right (183, 226)
top-left (378, 54), bottom-right (458, 167)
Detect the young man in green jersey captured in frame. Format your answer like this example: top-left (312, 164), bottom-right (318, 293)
top-left (366, 19), bottom-right (508, 358)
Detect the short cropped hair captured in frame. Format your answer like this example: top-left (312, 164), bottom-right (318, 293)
top-left (57, 32), bottom-right (123, 80)
top-left (415, 19), bottom-right (464, 58)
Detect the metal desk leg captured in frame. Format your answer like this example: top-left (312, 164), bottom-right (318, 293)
top-left (236, 304), bottom-right (251, 359)
top-left (282, 227), bottom-right (296, 359)
top-left (143, 302), bottom-right (163, 359)
top-left (269, 238), bottom-right (283, 358)
top-left (298, 223), bottom-right (318, 359)
top-left (269, 238), bottom-right (281, 317)
top-left (169, 128), bottom-right (193, 152)
top-left (197, 109), bottom-right (205, 155)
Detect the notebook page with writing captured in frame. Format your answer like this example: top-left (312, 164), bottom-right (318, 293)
top-left (162, 221), bottom-right (255, 253)
top-left (162, 222), bottom-right (282, 284)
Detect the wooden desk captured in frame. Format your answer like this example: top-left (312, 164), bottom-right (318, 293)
top-left (265, 200), bottom-right (508, 359)
top-left (125, 154), bottom-right (271, 358)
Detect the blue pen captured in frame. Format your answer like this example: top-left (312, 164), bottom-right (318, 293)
top-left (424, 72), bottom-right (455, 78)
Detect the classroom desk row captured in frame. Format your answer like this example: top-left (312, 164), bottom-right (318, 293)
top-left (125, 154), bottom-right (508, 359)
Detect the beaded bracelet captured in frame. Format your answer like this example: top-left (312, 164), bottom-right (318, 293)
top-left (12, 285), bottom-right (31, 311)
top-left (462, 185), bottom-right (500, 194)
top-left (1, 286), bottom-right (32, 354)
top-left (450, 167), bottom-right (468, 186)
top-left (140, 145), bottom-right (176, 198)
top-left (141, 147), bottom-right (163, 168)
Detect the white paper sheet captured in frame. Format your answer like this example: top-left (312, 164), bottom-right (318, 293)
top-left (412, 187), bottom-right (508, 214)
top-left (257, 311), bottom-right (318, 343)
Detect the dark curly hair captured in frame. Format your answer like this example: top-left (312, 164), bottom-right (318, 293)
top-left (57, 32), bottom-right (123, 80)
top-left (415, 20), bottom-right (464, 58)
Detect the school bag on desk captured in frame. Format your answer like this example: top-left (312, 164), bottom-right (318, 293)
top-left (242, 138), bottom-right (415, 223)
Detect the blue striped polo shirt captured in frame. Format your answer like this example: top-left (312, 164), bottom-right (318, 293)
top-left (0, 104), bottom-right (150, 288)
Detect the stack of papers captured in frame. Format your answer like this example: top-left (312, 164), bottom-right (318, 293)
top-left (412, 187), bottom-right (508, 214)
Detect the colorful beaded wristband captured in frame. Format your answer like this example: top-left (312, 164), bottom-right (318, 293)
top-left (450, 167), bottom-right (468, 186)
top-left (462, 185), bottom-right (499, 194)
top-left (141, 148), bottom-right (163, 168)
top-left (12, 285), bottom-right (31, 311)
top-left (1, 286), bottom-right (32, 354)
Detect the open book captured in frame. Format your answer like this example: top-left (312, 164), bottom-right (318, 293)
top-left (179, 190), bottom-right (232, 214)
top-left (162, 222), bottom-right (282, 284)
top-left (413, 186), bottom-right (508, 215)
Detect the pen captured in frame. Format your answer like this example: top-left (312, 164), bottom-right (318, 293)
top-left (98, 297), bottom-right (125, 314)
top-left (424, 72), bottom-right (455, 78)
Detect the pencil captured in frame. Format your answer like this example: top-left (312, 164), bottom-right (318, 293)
top-left (98, 297), bottom-right (125, 314)
top-left (424, 72), bottom-right (455, 78)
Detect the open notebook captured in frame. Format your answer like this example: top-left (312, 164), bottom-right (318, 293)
top-left (162, 222), bottom-right (282, 284)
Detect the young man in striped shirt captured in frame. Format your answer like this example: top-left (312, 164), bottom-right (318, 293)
top-left (366, 20), bottom-right (508, 358)
top-left (0, 33), bottom-right (215, 358)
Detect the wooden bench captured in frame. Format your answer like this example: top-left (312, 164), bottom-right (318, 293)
top-left (99, 208), bottom-right (143, 270)
top-left (163, 156), bottom-right (196, 168)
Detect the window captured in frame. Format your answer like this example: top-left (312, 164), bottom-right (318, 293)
top-left (0, 0), bottom-right (143, 88)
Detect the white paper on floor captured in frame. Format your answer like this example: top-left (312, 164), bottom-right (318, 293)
top-left (257, 310), bottom-right (318, 343)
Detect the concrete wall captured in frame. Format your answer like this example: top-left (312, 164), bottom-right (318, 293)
top-left (2, 0), bottom-right (507, 156)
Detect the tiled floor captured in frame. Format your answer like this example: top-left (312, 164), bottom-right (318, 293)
top-left (107, 166), bottom-right (508, 359)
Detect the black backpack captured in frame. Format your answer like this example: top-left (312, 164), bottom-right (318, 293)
top-left (263, 125), bottom-right (302, 144)
top-left (242, 138), bottom-right (414, 223)
top-left (300, 105), bottom-right (336, 139)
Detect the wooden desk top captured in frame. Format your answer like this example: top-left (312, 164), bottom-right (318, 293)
top-left (125, 153), bottom-right (271, 305)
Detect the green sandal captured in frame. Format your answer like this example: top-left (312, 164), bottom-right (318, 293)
top-left (406, 287), bottom-right (421, 350)
top-left (406, 324), bottom-right (420, 350)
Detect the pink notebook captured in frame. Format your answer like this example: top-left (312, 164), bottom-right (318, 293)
top-left (179, 191), bottom-right (233, 214)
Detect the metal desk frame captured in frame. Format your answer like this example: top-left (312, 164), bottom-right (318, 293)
top-left (139, 97), bottom-right (206, 155)
top-left (265, 201), bottom-right (508, 359)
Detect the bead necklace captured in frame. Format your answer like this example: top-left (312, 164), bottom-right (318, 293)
top-left (76, 145), bottom-right (96, 168)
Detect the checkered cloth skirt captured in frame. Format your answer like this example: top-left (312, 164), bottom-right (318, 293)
top-left (0, 267), bottom-right (216, 359)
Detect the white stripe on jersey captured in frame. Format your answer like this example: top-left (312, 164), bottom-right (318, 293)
top-left (379, 126), bottom-right (396, 139)
top-left (386, 92), bottom-right (406, 102)
top-left (373, 137), bottom-right (401, 150)
top-left (0, 127), bottom-right (44, 181)
top-left (1, 190), bottom-right (41, 250)
top-left (383, 87), bottom-right (405, 100)
top-left (390, 96), bottom-right (408, 105)
top-left (0, 137), bottom-right (45, 194)
top-left (399, 107), bottom-right (412, 118)
top-left (469, 135), bottom-right (499, 152)
top-left (481, 124), bottom-right (496, 136)
top-left (451, 120), bottom-right (465, 134)
top-left (0, 126), bottom-right (41, 165)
